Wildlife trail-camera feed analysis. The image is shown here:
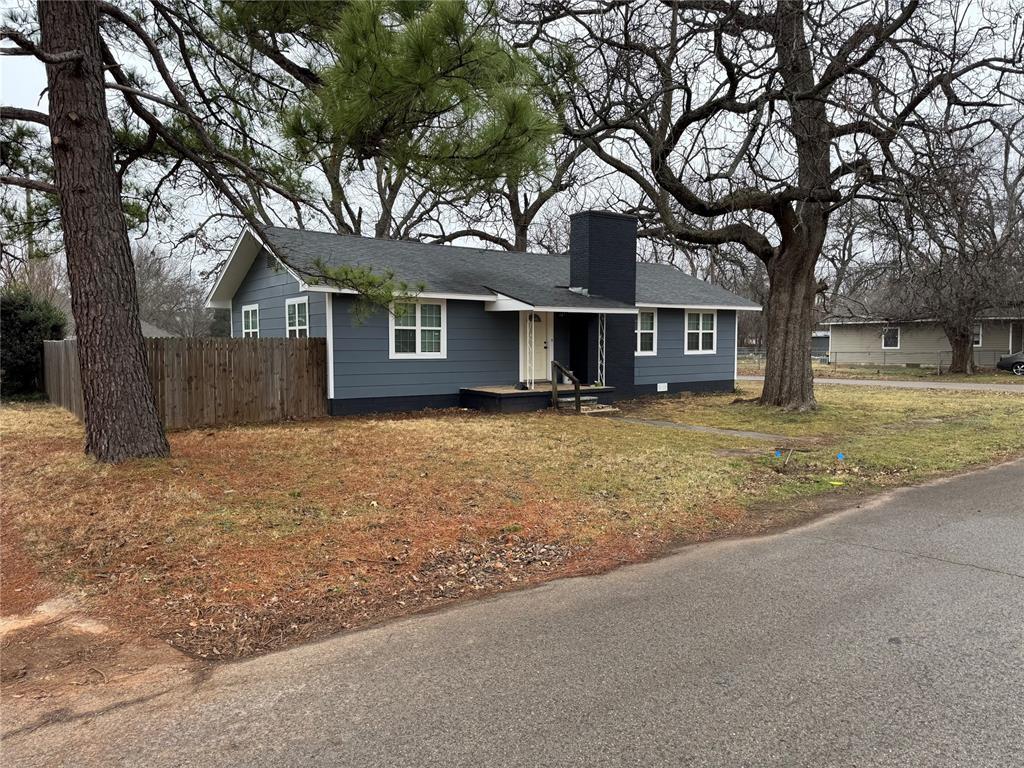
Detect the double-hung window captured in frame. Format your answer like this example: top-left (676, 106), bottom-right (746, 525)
top-left (390, 300), bottom-right (446, 359)
top-left (636, 309), bottom-right (657, 355)
top-left (286, 297), bottom-right (309, 338)
top-left (881, 326), bottom-right (900, 350)
top-left (241, 304), bottom-right (259, 338)
top-left (972, 323), bottom-right (983, 348)
top-left (685, 310), bottom-right (716, 354)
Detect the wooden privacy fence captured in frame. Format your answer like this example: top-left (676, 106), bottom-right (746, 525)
top-left (44, 337), bottom-right (328, 430)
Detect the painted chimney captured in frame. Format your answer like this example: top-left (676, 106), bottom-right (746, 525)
top-left (569, 210), bottom-right (637, 304)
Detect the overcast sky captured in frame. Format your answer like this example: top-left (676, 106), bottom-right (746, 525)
top-left (1, 0), bottom-right (46, 109)
top-left (1, 53), bottom-right (47, 110)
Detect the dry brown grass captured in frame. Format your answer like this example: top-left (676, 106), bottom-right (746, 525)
top-left (3, 384), bottom-right (1022, 660)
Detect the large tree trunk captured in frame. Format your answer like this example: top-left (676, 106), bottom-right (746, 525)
top-left (759, 241), bottom-right (819, 410)
top-left (39, 0), bottom-right (169, 462)
top-left (759, 8), bottom-right (830, 411)
top-left (512, 221), bottom-right (529, 252)
top-left (946, 327), bottom-right (975, 374)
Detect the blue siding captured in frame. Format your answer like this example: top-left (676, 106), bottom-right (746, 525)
top-left (331, 295), bottom-right (519, 399)
top-left (230, 248), bottom-right (326, 338)
top-left (634, 309), bottom-right (736, 385)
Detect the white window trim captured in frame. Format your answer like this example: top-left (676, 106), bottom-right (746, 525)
top-left (389, 299), bottom-right (447, 359)
top-left (286, 297), bottom-right (309, 338)
top-left (241, 303), bottom-right (259, 338)
top-left (635, 308), bottom-right (658, 356)
top-left (881, 326), bottom-right (900, 350)
top-left (972, 322), bottom-right (983, 348)
top-left (684, 309), bottom-right (718, 355)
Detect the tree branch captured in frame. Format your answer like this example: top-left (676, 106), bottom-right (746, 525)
top-left (0, 27), bottom-right (81, 64)
top-left (0, 175), bottom-right (58, 195)
top-left (0, 105), bottom-right (49, 125)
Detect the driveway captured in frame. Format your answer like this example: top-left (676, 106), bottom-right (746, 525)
top-left (739, 374), bottom-right (1024, 393)
top-left (4, 460), bottom-right (1023, 768)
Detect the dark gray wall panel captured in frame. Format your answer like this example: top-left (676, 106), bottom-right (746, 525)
top-left (634, 309), bottom-right (736, 385)
top-left (331, 295), bottom-right (519, 399)
top-left (230, 248), bottom-right (326, 338)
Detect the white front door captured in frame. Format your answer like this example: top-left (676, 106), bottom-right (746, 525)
top-left (520, 311), bottom-right (553, 386)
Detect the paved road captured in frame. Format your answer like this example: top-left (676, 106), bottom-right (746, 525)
top-left (739, 374), bottom-right (1024, 393)
top-left (5, 461), bottom-right (1024, 768)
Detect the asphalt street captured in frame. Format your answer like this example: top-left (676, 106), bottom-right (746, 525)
top-left (5, 459), bottom-right (1023, 768)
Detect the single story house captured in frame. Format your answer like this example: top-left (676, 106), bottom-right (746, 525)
top-left (205, 211), bottom-right (760, 414)
top-left (828, 313), bottom-right (1024, 368)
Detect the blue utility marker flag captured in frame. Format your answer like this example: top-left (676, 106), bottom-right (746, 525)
top-left (774, 450), bottom-right (782, 458)
top-left (836, 452), bottom-right (845, 461)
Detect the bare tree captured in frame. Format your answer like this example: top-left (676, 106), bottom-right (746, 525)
top-left (518, 0), bottom-right (1023, 408)
top-left (426, 140), bottom-right (592, 251)
top-left (867, 118), bottom-right (1024, 373)
top-left (133, 245), bottom-right (216, 337)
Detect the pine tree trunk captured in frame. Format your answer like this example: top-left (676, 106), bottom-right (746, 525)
top-left (759, 242), bottom-right (819, 410)
top-left (39, 0), bottom-right (169, 462)
top-left (946, 329), bottom-right (975, 374)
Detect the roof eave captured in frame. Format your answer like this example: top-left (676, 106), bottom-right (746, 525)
top-left (640, 302), bottom-right (762, 312)
top-left (205, 227), bottom-right (267, 309)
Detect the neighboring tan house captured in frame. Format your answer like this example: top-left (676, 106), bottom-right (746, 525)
top-left (205, 211), bottom-right (761, 414)
top-left (811, 329), bottom-right (830, 359)
top-left (828, 313), bottom-right (1024, 368)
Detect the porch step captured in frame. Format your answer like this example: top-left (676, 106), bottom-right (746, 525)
top-left (557, 395), bottom-right (599, 406)
top-left (581, 404), bottom-right (620, 416)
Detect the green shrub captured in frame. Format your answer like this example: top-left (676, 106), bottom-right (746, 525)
top-left (0, 285), bottom-right (67, 397)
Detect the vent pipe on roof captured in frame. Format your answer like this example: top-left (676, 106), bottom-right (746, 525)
top-left (568, 211), bottom-right (637, 304)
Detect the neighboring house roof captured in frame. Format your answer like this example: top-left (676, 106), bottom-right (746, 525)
top-left (139, 319), bottom-right (178, 338)
top-left (205, 227), bottom-right (761, 312)
top-left (56, 292), bottom-right (179, 339)
top-left (828, 311), bottom-right (1022, 326)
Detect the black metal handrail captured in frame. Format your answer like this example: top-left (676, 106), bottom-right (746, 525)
top-left (551, 360), bottom-right (581, 412)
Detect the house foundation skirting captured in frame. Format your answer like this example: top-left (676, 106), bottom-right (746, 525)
top-left (328, 379), bottom-right (735, 416)
top-left (329, 394), bottom-right (461, 416)
top-left (632, 380), bottom-right (735, 396)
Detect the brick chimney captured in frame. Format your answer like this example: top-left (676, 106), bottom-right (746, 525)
top-left (569, 211), bottom-right (637, 304)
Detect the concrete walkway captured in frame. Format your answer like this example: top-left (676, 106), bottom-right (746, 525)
top-left (739, 374), bottom-right (1024, 393)
top-left (5, 460), bottom-right (1023, 768)
top-left (614, 416), bottom-right (802, 443)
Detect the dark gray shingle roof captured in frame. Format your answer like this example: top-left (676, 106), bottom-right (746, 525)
top-left (260, 226), bottom-right (759, 311)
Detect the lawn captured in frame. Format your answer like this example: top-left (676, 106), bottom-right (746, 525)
top-left (738, 359), bottom-right (1023, 384)
top-left (3, 384), bottom-right (1022, 661)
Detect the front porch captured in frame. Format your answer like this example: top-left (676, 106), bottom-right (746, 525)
top-left (459, 382), bottom-right (616, 413)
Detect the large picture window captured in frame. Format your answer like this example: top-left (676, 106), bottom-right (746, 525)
top-left (882, 326), bottom-right (900, 349)
top-left (241, 304), bottom-right (259, 338)
top-left (390, 300), bottom-right (446, 359)
top-left (685, 311), bottom-right (716, 354)
top-left (286, 297), bottom-right (309, 338)
top-left (636, 309), bottom-right (657, 355)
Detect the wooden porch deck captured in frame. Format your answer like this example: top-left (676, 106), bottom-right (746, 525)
top-left (459, 382), bottom-right (616, 413)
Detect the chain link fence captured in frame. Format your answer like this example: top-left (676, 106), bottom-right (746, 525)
top-left (738, 346), bottom-right (1010, 372)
